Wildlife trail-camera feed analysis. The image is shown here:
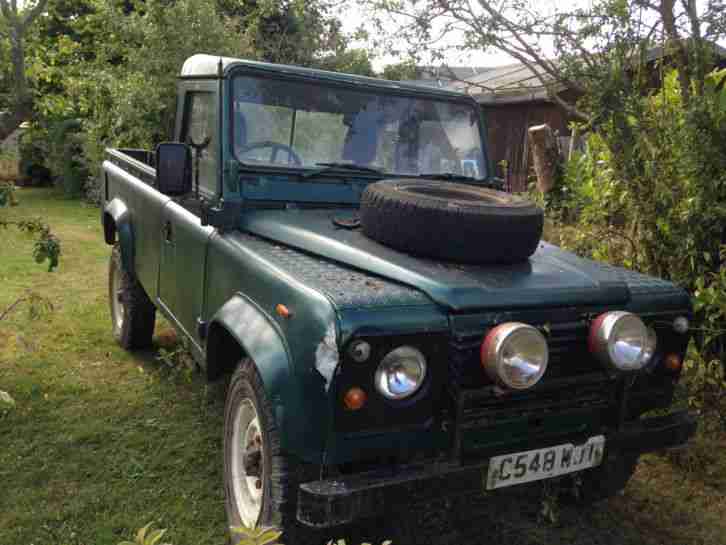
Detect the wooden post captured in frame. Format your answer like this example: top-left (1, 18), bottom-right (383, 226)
top-left (528, 124), bottom-right (560, 193)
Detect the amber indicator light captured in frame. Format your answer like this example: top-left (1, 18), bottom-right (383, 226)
top-left (664, 353), bottom-right (683, 372)
top-left (343, 387), bottom-right (367, 410)
top-left (275, 304), bottom-right (292, 318)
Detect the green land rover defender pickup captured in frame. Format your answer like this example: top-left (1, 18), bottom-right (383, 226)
top-left (101, 54), bottom-right (697, 544)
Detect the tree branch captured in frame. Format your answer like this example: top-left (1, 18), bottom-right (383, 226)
top-left (659, 0), bottom-right (692, 103)
top-left (474, 0), bottom-right (584, 92)
top-left (20, 0), bottom-right (49, 32)
top-left (439, 63), bottom-right (495, 92)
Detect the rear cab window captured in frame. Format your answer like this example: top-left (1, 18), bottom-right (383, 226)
top-left (182, 91), bottom-right (218, 197)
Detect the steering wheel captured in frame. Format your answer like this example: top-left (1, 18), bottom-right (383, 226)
top-left (237, 141), bottom-right (303, 166)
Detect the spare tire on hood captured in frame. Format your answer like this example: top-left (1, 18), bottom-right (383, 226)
top-left (360, 179), bottom-right (543, 264)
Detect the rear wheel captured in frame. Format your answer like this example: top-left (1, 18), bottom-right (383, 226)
top-left (108, 245), bottom-right (155, 349)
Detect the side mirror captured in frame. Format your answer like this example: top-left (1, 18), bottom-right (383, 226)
top-left (156, 142), bottom-right (191, 196)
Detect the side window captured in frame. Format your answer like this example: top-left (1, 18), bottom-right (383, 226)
top-left (182, 92), bottom-right (218, 197)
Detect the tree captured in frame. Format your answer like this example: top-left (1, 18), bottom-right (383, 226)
top-left (19, 0), bottom-right (374, 199)
top-left (381, 60), bottom-right (417, 81)
top-left (363, 0), bottom-right (726, 123)
top-left (25, 0), bottom-right (249, 193)
top-left (0, 0), bottom-right (48, 143)
top-left (219, 0), bottom-right (376, 74)
top-left (317, 48), bottom-right (376, 76)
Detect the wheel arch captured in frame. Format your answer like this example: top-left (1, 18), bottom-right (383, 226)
top-left (103, 197), bottom-right (135, 272)
top-left (206, 294), bottom-right (292, 402)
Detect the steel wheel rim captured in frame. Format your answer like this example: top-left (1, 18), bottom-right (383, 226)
top-left (111, 262), bottom-right (125, 332)
top-left (231, 398), bottom-right (264, 526)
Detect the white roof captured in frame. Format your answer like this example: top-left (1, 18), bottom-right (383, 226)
top-left (180, 54), bottom-right (241, 77)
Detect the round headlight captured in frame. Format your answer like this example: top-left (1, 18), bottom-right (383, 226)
top-left (480, 323), bottom-right (549, 390)
top-left (374, 346), bottom-right (427, 400)
top-left (589, 311), bottom-right (650, 372)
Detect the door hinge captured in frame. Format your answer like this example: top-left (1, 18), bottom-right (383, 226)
top-left (200, 198), bottom-right (242, 232)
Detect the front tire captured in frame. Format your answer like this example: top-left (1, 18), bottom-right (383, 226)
top-left (108, 245), bottom-right (155, 349)
top-left (573, 452), bottom-right (639, 503)
top-left (223, 359), bottom-right (320, 544)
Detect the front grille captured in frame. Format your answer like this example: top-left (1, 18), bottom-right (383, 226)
top-left (455, 376), bottom-right (616, 431)
top-left (448, 314), bottom-right (619, 456)
top-left (449, 319), bottom-right (604, 389)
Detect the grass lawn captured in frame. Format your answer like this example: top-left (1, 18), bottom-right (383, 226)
top-left (1, 188), bottom-right (725, 545)
top-left (1, 188), bottom-right (226, 545)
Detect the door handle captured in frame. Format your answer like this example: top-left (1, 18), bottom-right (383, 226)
top-left (162, 221), bottom-right (173, 243)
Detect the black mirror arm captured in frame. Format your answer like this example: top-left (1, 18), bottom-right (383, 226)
top-left (188, 136), bottom-right (211, 200)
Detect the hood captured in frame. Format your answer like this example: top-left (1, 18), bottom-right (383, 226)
top-left (240, 209), bottom-right (630, 312)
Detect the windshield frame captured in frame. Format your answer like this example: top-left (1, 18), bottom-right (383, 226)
top-left (227, 66), bottom-right (491, 183)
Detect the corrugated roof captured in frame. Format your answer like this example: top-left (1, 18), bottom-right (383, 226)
top-left (399, 66), bottom-right (496, 89)
top-left (446, 62), bottom-right (562, 104)
top-left (442, 41), bottom-right (726, 105)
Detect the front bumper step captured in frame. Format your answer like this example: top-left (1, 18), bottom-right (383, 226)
top-left (297, 410), bottom-right (697, 528)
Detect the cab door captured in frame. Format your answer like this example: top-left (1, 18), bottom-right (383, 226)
top-left (157, 85), bottom-right (219, 347)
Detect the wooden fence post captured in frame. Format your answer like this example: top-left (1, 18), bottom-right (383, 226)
top-left (528, 124), bottom-right (560, 193)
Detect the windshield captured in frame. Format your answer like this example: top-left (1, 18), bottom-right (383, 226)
top-left (231, 75), bottom-right (487, 179)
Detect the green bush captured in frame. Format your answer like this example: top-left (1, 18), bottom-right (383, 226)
top-left (557, 69), bottom-right (726, 285)
top-left (17, 127), bottom-right (51, 186)
top-left (547, 68), bottom-right (726, 422)
top-left (46, 118), bottom-right (87, 198)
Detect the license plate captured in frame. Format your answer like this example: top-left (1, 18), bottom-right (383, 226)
top-left (485, 436), bottom-right (605, 490)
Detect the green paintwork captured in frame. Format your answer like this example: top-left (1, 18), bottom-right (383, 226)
top-left (203, 232), bottom-right (339, 459)
top-left (99, 55), bottom-right (692, 469)
top-left (102, 197), bottom-right (133, 272)
top-left (240, 209), bottom-right (639, 311)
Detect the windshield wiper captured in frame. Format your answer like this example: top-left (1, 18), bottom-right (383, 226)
top-left (302, 162), bottom-right (385, 178)
top-left (416, 172), bottom-right (477, 181)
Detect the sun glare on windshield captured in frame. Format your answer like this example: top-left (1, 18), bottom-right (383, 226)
top-left (231, 75), bottom-right (486, 179)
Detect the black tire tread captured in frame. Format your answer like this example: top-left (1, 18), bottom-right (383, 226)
top-left (109, 245), bottom-right (155, 350)
top-left (574, 452), bottom-right (639, 504)
top-left (360, 180), bottom-right (543, 264)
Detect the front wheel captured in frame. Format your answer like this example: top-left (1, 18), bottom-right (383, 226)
top-left (571, 452), bottom-right (640, 504)
top-left (108, 245), bottom-right (155, 349)
top-left (223, 359), bottom-right (321, 544)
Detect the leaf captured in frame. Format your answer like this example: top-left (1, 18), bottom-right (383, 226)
top-left (257, 528), bottom-right (283, 544)
top-left (136, 522), bottom-right (152, 544)
top-left (0, 390), bottom-right (16, 407)
top-left (147, 528), bottom-right (167, 545)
